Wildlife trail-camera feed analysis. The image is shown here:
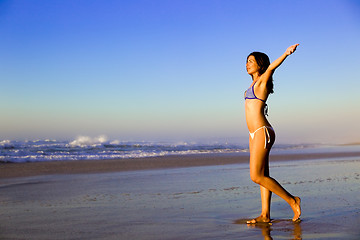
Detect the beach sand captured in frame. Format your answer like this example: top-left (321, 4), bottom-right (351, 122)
top-left (1, 151), bottom-right (360, 239)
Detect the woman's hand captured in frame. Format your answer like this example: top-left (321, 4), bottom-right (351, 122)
top-left (285, 44), bottom-right (299, 56)
top-left (263, 43), bottom-right (300, 77)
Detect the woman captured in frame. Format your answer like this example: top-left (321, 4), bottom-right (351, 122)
top-left (244, 44), bottom-right (301, 223)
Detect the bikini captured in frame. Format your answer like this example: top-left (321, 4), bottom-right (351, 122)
top-left (245, 82), bottom-right (273, 148)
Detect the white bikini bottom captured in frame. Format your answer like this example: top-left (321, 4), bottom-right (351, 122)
top-left (249, 126), bottom-right (274, 149)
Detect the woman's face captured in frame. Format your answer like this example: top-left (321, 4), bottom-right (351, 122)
top-left (246, 55), bottom-right (260, 75)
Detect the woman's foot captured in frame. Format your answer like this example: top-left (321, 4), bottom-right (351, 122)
top-left (291, 196), bottom-right (301, 221)
top-left (247, 214), bottom-right (271, 224)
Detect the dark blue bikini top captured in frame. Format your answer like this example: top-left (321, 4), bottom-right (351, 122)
top-left (244, 83), bottom-right (266, 102)
top-left (244, 82), bottom-right (268, 115)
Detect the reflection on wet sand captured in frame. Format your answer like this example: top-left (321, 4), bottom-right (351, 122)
top-left (234, 219), bottom-right (302, 240)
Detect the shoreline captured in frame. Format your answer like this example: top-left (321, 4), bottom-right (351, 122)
top-left (1, 151), bottom-right (360, 179)
top-left (1, 150), bottom-right (360, 239)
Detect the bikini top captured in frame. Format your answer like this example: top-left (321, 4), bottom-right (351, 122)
top-left (244, 82), bottom-right (269, 115)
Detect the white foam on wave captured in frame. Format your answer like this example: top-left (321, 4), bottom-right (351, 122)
top-left (110, 140), bottom-right (120, 145)
top-left (69, 135), bottom-right (108, 147)
top-left (0, 140), bottom-right (11, 145)
top-left (0, 136), bottom-right (254, 163)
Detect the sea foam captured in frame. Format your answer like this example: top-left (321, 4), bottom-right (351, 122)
top-left (69, 135), bottom-right (107, 147)
top-left (0, 135), bottom-right (323, 163)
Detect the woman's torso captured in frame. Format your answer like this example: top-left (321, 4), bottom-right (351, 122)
top-left (244, 81), bottom-right (271, 132)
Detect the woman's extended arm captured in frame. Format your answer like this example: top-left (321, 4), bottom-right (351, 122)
top-left (261, 44), bottom-right (299, 81)
top-left (269, 43), bottom-right (299, 70)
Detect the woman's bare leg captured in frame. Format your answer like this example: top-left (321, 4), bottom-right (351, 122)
top-left (247, 152), bottom-right (272, 223)
top-left (248, 128), bottom-right (301, 222)
top-left (260, 151), bottom-right (272, 220)
top-left (261, 185), bottom-right (272, 218)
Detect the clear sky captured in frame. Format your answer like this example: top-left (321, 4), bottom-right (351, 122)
top-left (1, 0), bottom-right (360, 144)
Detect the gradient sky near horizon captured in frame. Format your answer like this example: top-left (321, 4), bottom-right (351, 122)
top-left (1, 0), bottom-right (360, 144)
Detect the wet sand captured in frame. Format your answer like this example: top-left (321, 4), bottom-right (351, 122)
top-left (1, 152), bottom-right (360, 239)
top-left (2, 151), bottom-right (360, 179)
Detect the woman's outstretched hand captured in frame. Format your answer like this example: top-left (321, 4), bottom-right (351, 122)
top-left (285, 44), bottom-right (299, 56)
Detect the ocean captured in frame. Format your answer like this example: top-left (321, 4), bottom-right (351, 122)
top-left (0, 135), bottom-right (340, 163)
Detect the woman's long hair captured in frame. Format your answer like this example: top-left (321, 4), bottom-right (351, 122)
top-left (248, 52), bottom-right (274, 94)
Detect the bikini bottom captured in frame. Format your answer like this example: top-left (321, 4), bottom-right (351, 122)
top-left (249, 126), bottom-right (274, 149)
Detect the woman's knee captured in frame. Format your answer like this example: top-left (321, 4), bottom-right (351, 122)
top-left (250, 173), bottom-right (263, 184)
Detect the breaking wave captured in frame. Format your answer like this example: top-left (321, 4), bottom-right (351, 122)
top-left (0, 135), bottom-right (324, 163)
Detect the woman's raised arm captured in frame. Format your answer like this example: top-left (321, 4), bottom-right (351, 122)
top-left (261, 44), bottom-right (299, 81)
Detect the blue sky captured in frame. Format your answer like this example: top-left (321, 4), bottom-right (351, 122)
top-left (1, 0), bottom-right (360, 144)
